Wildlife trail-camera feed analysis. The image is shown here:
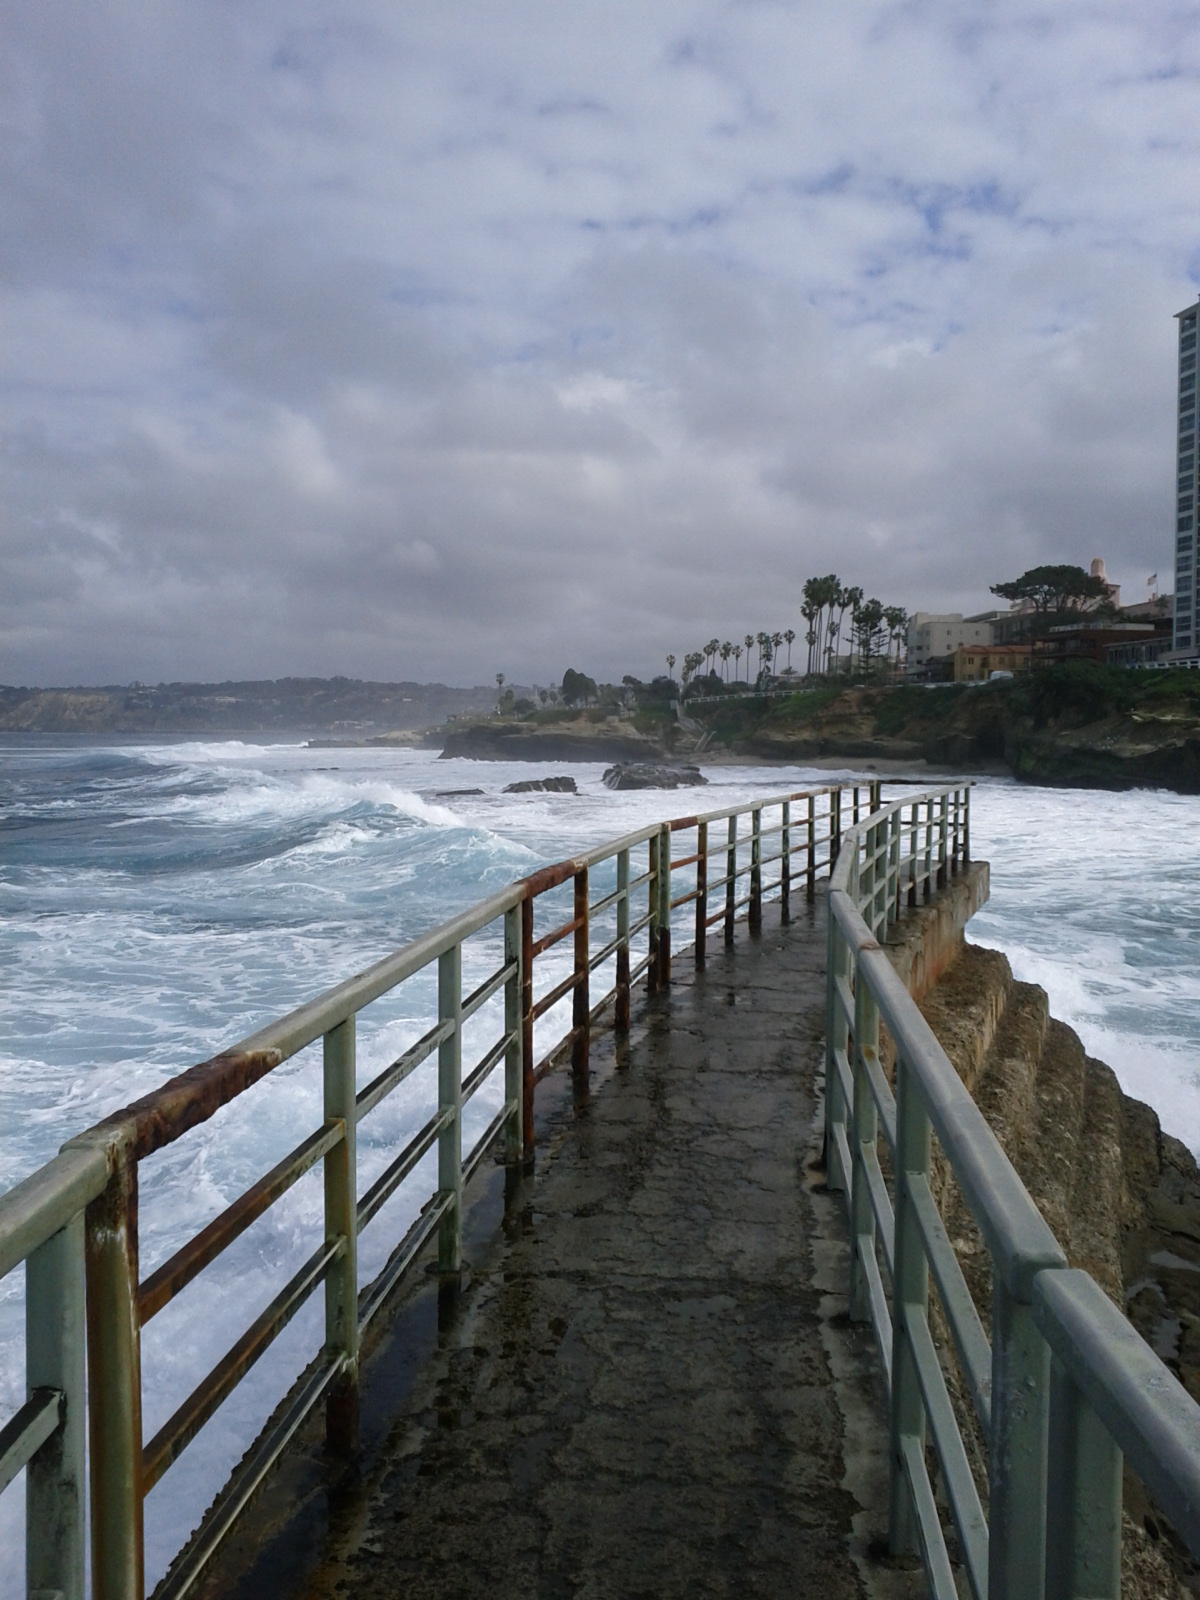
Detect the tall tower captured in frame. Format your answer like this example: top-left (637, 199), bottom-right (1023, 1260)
top-left (1174, 300), bottom-right (1199, 653)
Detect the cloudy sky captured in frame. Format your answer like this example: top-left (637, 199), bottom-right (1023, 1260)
top-left (2, 3), bottom-right (1198, 687)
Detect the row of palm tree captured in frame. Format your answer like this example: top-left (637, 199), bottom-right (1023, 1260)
top-left (801, 576), bottom-right (908, 674)
top-left (666, 629), bottom-right (798, 690)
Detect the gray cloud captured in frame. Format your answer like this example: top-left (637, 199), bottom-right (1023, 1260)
top-left (2, 1), bottom-right (1199, 686)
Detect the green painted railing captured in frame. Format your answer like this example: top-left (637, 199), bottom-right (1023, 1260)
top-left (0, 779), bottom-right (869, 1600)
top-left (826, 787), bottom-right (1200, 1599)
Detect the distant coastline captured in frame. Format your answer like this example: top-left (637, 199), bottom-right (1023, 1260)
top-left (5, 667), bottom-right (1200, 793)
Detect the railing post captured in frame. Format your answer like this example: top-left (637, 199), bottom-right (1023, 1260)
top-left (963, 785), bottom-right (971, 865)
top-left (989, 1280), bottom-right (1052, 1600)
top-left (825, 911), bottom-right (850, 1195)
top-left (888, 1054), bottom-right (930, 1555)
top-left (887, 810), bottom-right (901, 928)
top-left (27, 1213), bottom-right (87, 1600)
top-left (724, 815), bottom-right (737, 944)
top-left (923, 798), bottom-right (933, 901)
top-left (749, 809), bottom-right (762, 932)
top-left (658, 824), bottom-right (672, 984)
top-left (1044, 1360), bottom-right (1122, 1600)
top-left (694, 822), bottom-right (708, 965)
top-left (853, 786), bottom-right (861, 825)
top-left (848, 975), bottom-right (879, 1323)
top-left (504, 902), bottom-right (523, 1162)
top-left (906, 803), bottom-right (918, 908)
top-left (937, 795), bottom-right (948, 889)
top-left (648, 833), bottom-right (660, 991)
top-left (437, 944), bottom-right (463, 1273)
top-left (806, 795), bottom-right (816, 902)
top-left (780, 803), bottom-right (790, 919)
top-left (951, 789), bottom-right (961, 874)
top-left (84, 1140), bottom-right (144, 1600)
top-left (520, 893), bottom-right (535, 1155)
top-left (615, 848), bottom-right (631, 1029)
top-left (870, 778), bottom-right (882, 812)
top-left (323, 1015), bottom-right (358, 1454)
top-left (830, 787), bottom-right (841, 867)
top-left (571, 866), bottom-right (590, 1090)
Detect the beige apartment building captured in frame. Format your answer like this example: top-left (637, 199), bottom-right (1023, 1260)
top-left (906, 612), bottom-right (996, 672)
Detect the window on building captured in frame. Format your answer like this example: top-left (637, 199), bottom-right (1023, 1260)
top-left (1184, 355), bottom-right (1198, 374)
top-left (1181, 455), bottom-right (1196, 474)
top-left (1180, 498), bottom-right (1194, 513)
top-left (1179, 536), bottom-right (1194, 552)
top-left (1185, 331), bottom-right (1199, 352)
top-left (1180, 516), bottom-right (1195, 531)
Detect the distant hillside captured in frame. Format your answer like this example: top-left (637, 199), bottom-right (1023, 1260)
top-left (0, 677), bottom-right (499, 736)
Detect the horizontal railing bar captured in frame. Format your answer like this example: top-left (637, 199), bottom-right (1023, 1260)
top-left (142, 1234), bottom-right (345, 1493)
top-left (589, 983), bottom-right (617, 1024)
top-left (589, 933), bottom-right (623, 970)
top-left (462, 1102), bottom-right (514, 1188)
top-left (898, 1433), bottom-right (960, 1600)
top-left (531, 970), bottom-right (583, 1022)
top-left (906, 1305), bottom-right (989, 1599)
top-left (589, 884), bottom-right (628, 916)
top-left (356, 1020), bottom-right (454, 1123)
top-left (462, 1032), bottom-right (513, 1106)
top-left (862, 1049), bottom-right (897, 1155)
top-left (1033, 1268), bottom-right (1200, 1557)
top-left (628, 867), bottom-right (655, 893)
top-left (461, 960), bottom-right (517, 1025)
top-left (832, 972), bottom-right (855, 1028)
top-left (357, 1108), bottom-right (454, 1235)
top-left (628, 952), bottom-right (652, 985)
top-left (153, 1352), bottom-right (346, 1600)
top-left (859, 1238), bottom-right (893, 1392)
top-left (0, 1386), bottom-right (62, 1496)
top-left (533, 1027), bottom-right (583, 1085)
top-left (139, 1119), bottom-right (344, 1324)
top-left (628, 910), bottom-right (654, 939)
top-left (704, 906), bottom-right (728, 928)
top-left (860, 1143), bottom-right (895, 1280)
top-left (237, 885), bottom-right (523, 1064)
top-left (670, 850), bottom-right (702, 870)
top-left (0, 1143), bottom-right (107, 1280)
top-left (669, 889), bottom-right (698, 911)
top-left (832, 1046), bottom-right (853, 1115)
top-left (833, 1124), bottom-right (853, 1211)
top-left (909, 1174), bottom-right (992, 1439)
top-left (530, 914), bottom-right (584, 960)
top-left (358, 1193), bottom-right (452, 1336)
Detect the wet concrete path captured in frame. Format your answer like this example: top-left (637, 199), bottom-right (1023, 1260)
top-left (208, 897), bottom-right (917, 1600)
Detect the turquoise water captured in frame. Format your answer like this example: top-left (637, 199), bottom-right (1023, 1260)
top-left (2, 738), bottom-right (1199, 1590)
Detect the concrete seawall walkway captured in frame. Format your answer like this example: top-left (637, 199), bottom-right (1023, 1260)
top-left (204, 897), bottom-right (924, 1600)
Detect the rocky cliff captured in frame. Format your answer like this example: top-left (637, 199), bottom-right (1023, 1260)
top-left (913, 937), bottom-right (1200, 1593)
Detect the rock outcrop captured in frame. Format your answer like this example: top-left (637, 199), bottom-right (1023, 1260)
top-left (601, 763), bottom-right (708, 790)
top-left (502, 776), bottom-right (578, 794)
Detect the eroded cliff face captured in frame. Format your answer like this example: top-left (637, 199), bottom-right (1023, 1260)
top-left (916, 940), bottom-right (1200, 1594)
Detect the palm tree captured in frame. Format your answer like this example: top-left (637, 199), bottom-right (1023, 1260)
top-left (883, 606), bottom-right (909, 671)
top-left (744, 634), bottom-right (753, 680)
top-left (720, 641), bottom-right (732, 680)
top-left (666, 653), bottom-right (676, 680)
top-left (732, 643), bottom-right (743, 680)
top-left (836, 586), bottom-right (862, 673)
top-left (705, 638), bottom-right (720, 677)
top-left (495, 672), bottom-right (505, 712)
top-left (783, 627), bottom-right (796, 672)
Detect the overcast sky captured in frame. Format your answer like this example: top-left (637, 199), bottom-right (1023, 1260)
top-left (2, 3), bottom-right (1198, 687)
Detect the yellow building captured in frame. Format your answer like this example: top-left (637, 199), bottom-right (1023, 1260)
top-left (953, 644), bottom-right (1034, 683)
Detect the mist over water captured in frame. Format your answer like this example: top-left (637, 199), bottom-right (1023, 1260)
top-left (2, 737), bottom-right (1199, 1592)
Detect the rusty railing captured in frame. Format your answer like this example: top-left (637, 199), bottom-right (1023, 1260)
top-left (0, 779), bottom-right (876, 1600)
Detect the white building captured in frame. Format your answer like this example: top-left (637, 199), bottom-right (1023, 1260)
top-left (1174, 300), bottom-right (1198, 654)
top-left (906, 613), bottom-right (995, 672)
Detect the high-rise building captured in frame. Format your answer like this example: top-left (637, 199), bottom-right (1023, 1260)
top-left (1174, 300), bottom-right (1199, 653)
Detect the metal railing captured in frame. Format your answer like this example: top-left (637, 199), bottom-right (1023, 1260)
top-left (0, 779), bottom-right (874, 1600)
top-left (826, 787), bottom-right (1200, 1599)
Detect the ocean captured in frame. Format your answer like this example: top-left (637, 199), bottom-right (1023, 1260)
top-left (3, 736), bottom-right (1199, 1592)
